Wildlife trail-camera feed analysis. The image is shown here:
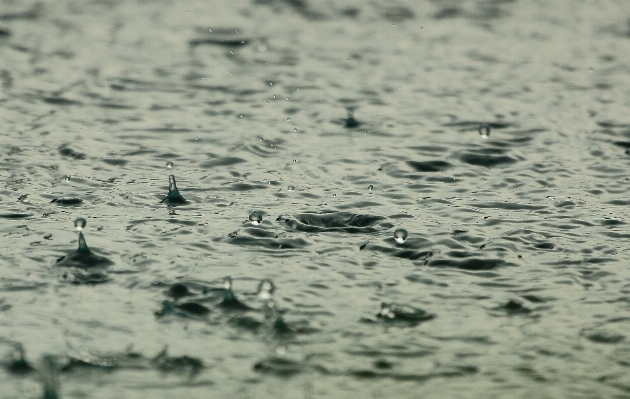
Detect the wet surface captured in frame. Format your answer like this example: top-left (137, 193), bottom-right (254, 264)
top-left (2, 0), bottom-right (630, 398)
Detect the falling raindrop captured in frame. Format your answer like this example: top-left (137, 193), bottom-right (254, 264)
top-left (479, 124), bottom-right (490, 139)
top-left (166, 161), bottom-right (174, 168)
top-left (249, 210), bottom-right (263, 226)
top-left (293, 159), bottom-right (297, 163)
top-left (74, 217), bottom-right (87, 231)
top-left (394, 228), bottom-right (408, 244)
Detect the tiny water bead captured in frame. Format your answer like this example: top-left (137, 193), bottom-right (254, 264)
top-left (479, 124), bottom-right (490, 139)
top-left (287, 185), bottom-right (295, 191)
top-left (166, 161), bottom-right (173, 168)
top-left (249, 210), bottom-right (263, 226)
top-left (74, 217), bottom-right (87, 231)
top-left (223, 277), bottom-right (232, 290)
top-left (394, 228), bottom-right (408, 244)
top-left (368, 184), bottom-right (374, 191)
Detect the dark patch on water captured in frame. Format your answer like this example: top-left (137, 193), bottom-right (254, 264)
top-left (460, 152), bottom-right (517, 167)
top-left (58, 146), bottom-right (86, 160)
top-left (51, 198), bottom-right (83, 206)
top-left (406, 160), bottom-right (452, 172)
top-left (428, 257), bottom-right (511, 270)
top-left (102, 158), bottom-right (128, 166)
top-left (0, 213), bottom-right (31, 219)
top-left (199, 157), bottom-right (246, 168)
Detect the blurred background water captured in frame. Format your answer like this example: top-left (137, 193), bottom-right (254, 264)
top-left (2, 0), bottom-right (630, 398)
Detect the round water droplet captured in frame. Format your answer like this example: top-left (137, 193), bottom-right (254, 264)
top-left (293, 128), bottom-right (297, 132)
top-left (287, 185), bottom-right (295, 191)
top-left (479, 124), bottom-right (490, 139)
top-left (249, 210), bottom-right (263, 226)
top-left (286, 117), bottom-right (290, 122)
top-left (292, 159), bottom-right (297, 163)
top-left (74, 217), bottom-right (87, 231)
top-left (333, 193), bottom-right (337, 197)
top-left (166, 161), bottom-right (174, 168)
top-left (223, 277), bottom-right (232, 290)
top-left (368, 184), bottom-right (374, 191)
top-left (394, 228), bottom-right (408, 244)
top-left (64, 176), bottom-right (71, 182)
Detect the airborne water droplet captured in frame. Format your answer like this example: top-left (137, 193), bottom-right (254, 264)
top-left (166, 161), bottom-right (174, 168)
top-left (249, 210), bottom-right (263, 226)
top-left (223, 277), bottom-right (232, 290)
top-left (287, 185), bottom-right (295, 191)
top-left (74, 217), bottom-right (87, 231)
top-left (479, 124), bottom-right (490, 139)
top-left (368, 184), bottom-right (374, 191)
top-left (64, 176), bottom-right (71, 182)
top-left (394, 228), bottom-right (408, 244)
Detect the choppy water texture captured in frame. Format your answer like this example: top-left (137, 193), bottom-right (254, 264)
top-left (2, 0), bottom-right (630, 398)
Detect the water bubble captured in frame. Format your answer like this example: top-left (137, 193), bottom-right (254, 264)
top-left (333, 193), bottom-right (336, 197)
top-left (368, 184), bottom-right (374, 191)
top-left (166, 161), bottom-right (174, 168)
top-left (479, 124), bottom-right (490, 139)
top-left (249, 210), bottom-right (263, 226)
top-left (287, 185), bottom-right (295, 191)
top-left (74, 217), bottom-right (87, 231)
top-left (257, 279), bottom-right (275, 300)
top-left (394, 228), bottom-right (408, 244)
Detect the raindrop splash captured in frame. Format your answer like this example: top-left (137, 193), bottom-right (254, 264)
top-left (394, 228), bottom-right (408, 244)
top-left (344, 110), bottom-right (360, 128)
top-left (249, 210), bottom-right (263, 226)
top-left (160, 174), bottom-right (187, 205)
top-left (74, 217), bottom-right (86, 231)
top-left (479, 124), bottom-right (490, 139)
top-left (257, 279), bottom-right (275, 300)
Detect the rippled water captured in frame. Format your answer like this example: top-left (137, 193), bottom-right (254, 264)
top-left (3, 0), bottom-right (630, 398)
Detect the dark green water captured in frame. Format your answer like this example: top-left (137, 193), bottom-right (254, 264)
top-left (2, 1), bottom-right (630, 398)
